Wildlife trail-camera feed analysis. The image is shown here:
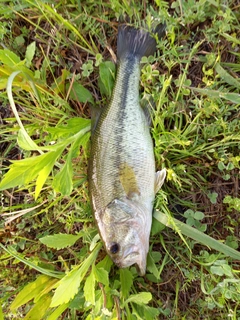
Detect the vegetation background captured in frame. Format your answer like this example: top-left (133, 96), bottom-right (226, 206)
top-left (0, 0), bottom-right (240, 319)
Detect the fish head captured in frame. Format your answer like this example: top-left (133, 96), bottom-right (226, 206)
top-left (97, 198), bottom-right (151, 275)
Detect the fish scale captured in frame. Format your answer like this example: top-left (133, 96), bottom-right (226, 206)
top-left (88, 24), bottom-right (166, 275)
top-left (91, 57), bottom-right (154, 210)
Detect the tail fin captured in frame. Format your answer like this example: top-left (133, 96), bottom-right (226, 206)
top-left (117, 23), bottom-right (166, 61)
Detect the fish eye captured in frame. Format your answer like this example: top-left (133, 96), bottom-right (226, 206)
top-left (110, 242), bottom-right (120, 254)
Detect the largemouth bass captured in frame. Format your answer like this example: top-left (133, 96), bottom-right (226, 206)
top-left (88, 24), bottom-right (166, 275)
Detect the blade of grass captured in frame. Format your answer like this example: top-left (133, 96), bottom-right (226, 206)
top-left (7, 70), bottom-right (43, 153)
top-left (189, 87), bottom-right (240, 104)
top-left (1, 201), bottom-right (47, 224)
top-left (0, 243), bottom-right (63, 279)
top-left (153, 211), bottom-right (240, 260)
top-left (25, 0), bottom-right (95, 55)
top-left (215, 63), bottom-right (240, 89)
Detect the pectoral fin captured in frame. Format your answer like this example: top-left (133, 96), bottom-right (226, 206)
top-left (90, 105), bottom-right (102, 135)
top-left (119, 163), bottom-right (140, 200)
top-left (155, 168), bottom-right (166, 194)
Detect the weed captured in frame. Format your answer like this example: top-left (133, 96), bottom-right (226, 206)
top-left (0, 1), bottom-right (240, 319)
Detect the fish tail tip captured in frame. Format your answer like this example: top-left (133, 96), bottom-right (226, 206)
top-left (117, 23), bottom-right (166, 61)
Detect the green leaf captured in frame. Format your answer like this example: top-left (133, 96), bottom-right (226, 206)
top-left (210, 260), bottom-right (233, 277)
top-left (143, 306), bottom-right (161, 320)
top-left (39, 2), bottom-right (94, 54)
top-left (52, 159), bottom-right (73, 196)
top-left (0, 243), bottom-right (63, 279)
top-left (218, 161), bottom-right (225, 171)
top-left (207, 192), bottom-right (218, 204)
top-left (194, 211), bottom-right (205, 220)
top-left (50, 243), bottom-right (101, 307)
top-left (186, 217), bottom-right (195, 226)
top-left (225, 236), bottom-right (238, 250)
top-left (25, 41), bottom-right (36, 68)
top-left (0, 304), bottom-right (4, 320)
top-left (210, 265), bottom-right (225, 276)
top-left (153, 211), bottom-right (240, 261)
top-left (34, 278), bottom-right (59, 302)
top-left (120, 268), bottom-right (133, 299)
top-left (94, 266), bottom-right (109, 286)
top-left (151, 217), bottom-right (165, 236)
top-left (99, 61), bottom-right (115, 97)
top-left (0, 48), bottom-right (21, 66)
top-left (220, 92), bottom-right (240, 104)
top-left (96, 255), bottom-right (113, 273)
top-left (35, 147), bottom-right (65, 199)
top-left (83, 269), bottom-right (95, 305)
top-left (147, 252), bottom-right (160, 279)
top-left (15, 35), bottom-right (25, 47)
top-left (17, 128), bottom-right (41, 151)
top-left (124, 292), bottom-right (152, 306)
top-left (68, 82), bottom-right (94, 104)
top-left (24, 294), bottom-right (52, 320)
top-left (48, 117), bottom-right (91, 140)
top-left (7, 70), bottom-right (43, 154)
top-left (0, 118), bottom-right (90, 196)
top-left (68, 292), bottom-right (85, 309)
top-left (0, 149), bottom-right (63, 196)
top-left (39, 233), bottom-right (83, 249)
top-left (215, 63), bottom-right (240, 89)
top-left (10, 275), bottom-right (53, 310)
top-left (51, 266), bottom-right (83, 307)
top-left (190, 87), bottom-right (240, 104)
top-left (0, 154), bottom-right (48, 190)
top-left (52, 130), bottom-right (90, 196)
top-left (221, 264), bottom-right (234, 277)
top-left (71, 130), bottom-right (90, 158)
top-left (132, 304), bottom-right (160, 320)
top-left (46, 303), bottom-right (69, 320)
top-left (0, 74), bottom-right (8, 90)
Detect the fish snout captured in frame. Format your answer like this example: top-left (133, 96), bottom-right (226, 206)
top-left (113, 246), bottom-right (148, 275)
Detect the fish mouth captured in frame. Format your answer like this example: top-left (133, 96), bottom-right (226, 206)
top-left (134, 257), bottom-right (147, 276)
top-left (114, 248), bottom-right (147, 276)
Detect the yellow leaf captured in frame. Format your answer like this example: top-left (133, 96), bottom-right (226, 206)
top-left (11, 275), bottom-right (53, 310)
top-left (24, 294), bottom-right (52, 320)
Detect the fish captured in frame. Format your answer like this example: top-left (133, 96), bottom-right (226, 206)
top-left (88, 23), bottom-right (166, 275)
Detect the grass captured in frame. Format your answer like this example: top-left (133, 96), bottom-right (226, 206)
top-left (0, 0), bottom-right (240, 319)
